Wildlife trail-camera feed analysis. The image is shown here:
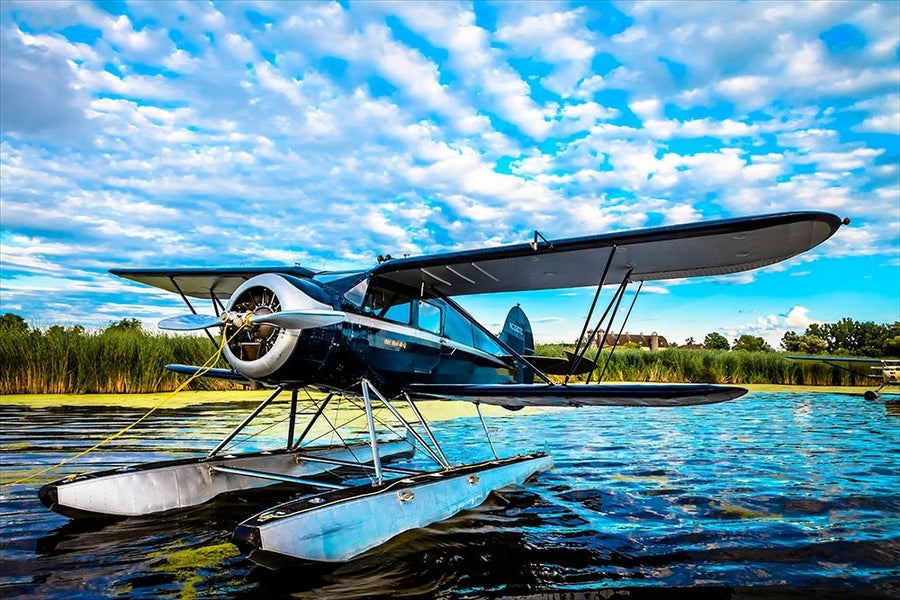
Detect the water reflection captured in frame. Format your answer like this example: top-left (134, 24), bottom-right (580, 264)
top-left (1, 392), bottom-right (898, 599)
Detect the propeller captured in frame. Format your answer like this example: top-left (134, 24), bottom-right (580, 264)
top-left (159, 309), bottom-right (346, 331)
top-left (250, 309), bottom-right (345, 329)
top-left (158, 314), bottom-right (222, 331)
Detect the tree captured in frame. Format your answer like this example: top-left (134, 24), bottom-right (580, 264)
top-left (803, 318), bottom-right (899, 357)
top-left (685, 336), bottom-right (696, 346)
top-left (0, 313), bottom-right (29, 333)
top-left (798, 334), bottom-right (828, 355)
top-left (781, 331), bottom-right (801, 352)
top-left (105, 318), bottom-right (143, 333)
top-left (46, 324), bottom-right (85, 336)
top-left (732, 334), bottom-right (773, 352)
top-left (883, 335), bottom-right (900, 357)
top-left (704, 332), bottom-right (730, 351)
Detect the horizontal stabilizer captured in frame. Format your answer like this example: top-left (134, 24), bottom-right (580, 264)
top-left (166, 364), bottom-right (251, 383)
top-left (405, 382), bottom-right (747, 408)
top-left (524, 353), bottom-right (594, 376)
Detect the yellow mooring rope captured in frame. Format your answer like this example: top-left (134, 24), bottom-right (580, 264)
top-left (4, 325), bottom-right (242, 488)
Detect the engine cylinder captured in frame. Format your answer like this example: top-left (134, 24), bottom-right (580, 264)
top-left (222, 273), bottom-right (336, 381)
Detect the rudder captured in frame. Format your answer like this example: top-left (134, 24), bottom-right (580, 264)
top-left (500, 305), bottom-right (535, 383)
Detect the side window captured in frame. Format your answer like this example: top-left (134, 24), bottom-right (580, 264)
top-left (364, 287), bottom-right (412, 325)
top-left (383, 302), bottom-right (412, 325)
top-left (444, 306), bottom-right (474, 346)
top-left (473, 327), bottom-right (505, 356)
top-left (418, 301), bottom-right (442, 334)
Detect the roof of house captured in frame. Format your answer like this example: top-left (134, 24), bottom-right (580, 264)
top-left (589, 330), bottom-right (669, 348)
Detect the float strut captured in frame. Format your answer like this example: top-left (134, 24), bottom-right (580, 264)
top-left (208, 386), bottom-right (283, 458)
top-left (476, 403), bottom-right (498, 460)
top-left (361, 380), bottom-right (384, 485)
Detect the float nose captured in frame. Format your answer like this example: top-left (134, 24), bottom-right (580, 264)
top-left (38, 483), bottom-right (59, 511)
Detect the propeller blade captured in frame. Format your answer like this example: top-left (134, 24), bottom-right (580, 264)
top-left (158, 314), bottom-right (222, 331)
top-left (250, 309), bottom-right (345, 330)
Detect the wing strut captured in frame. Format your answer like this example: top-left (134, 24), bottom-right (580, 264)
top-left (170, 276), bottom-right (219, 347)
top-left (594, 281), bottom-right (643, 383)
top-left (565, 263), bottom-right (636, 384)
top-left (567, 247), bottom-right (618, 381)
top-left (579, 269), bottom-right (633, 384)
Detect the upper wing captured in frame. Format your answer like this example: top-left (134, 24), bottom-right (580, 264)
top-left (405, 382), bottom-right (747, 408)
top-left (109, 266), bottom-right (317, 299)
top-left (372, 212), bottom-right (843, 297)
top-left (110, 212), bottom-right (843, 300)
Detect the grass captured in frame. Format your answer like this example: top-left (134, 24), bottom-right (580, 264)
top-left (537, 345), bottom-right (873, 387)
top-left (0, 328), bottom-right (238, 395)
top-left (0, 327), bottom-right (876, 395)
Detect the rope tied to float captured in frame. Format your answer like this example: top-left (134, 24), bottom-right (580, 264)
top-left (3, 325), bottom-right (244, 488)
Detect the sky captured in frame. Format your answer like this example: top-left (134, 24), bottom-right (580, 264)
top-left (1, 0), bottom-right (898, 348)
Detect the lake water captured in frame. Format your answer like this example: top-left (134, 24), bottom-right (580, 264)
top-left (1, 391), bottom-right (898, 599)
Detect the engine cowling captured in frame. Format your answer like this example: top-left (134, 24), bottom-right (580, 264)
top-left (222, 273), bottom-right (336, 381)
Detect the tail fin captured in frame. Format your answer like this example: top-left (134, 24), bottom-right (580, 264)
top-left (500, 305), bottom-right (535, 383)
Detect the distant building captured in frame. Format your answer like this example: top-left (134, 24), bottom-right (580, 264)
top-left (585, 329), bottom-right (668, 351)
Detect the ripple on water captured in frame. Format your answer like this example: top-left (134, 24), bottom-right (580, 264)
top-left (1, 393), bottom-right (898, 599)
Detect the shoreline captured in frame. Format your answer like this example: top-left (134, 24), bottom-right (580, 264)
top-left (0, 383), bottom-right (877, 411)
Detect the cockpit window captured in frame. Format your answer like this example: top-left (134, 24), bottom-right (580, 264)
top-left (444, 306), bottom-right (473, 346)
top-left (343, 278), bottom-right (368, 307)
top-left (364, 287), bottom-right (413, 325)
top-left (383, 302), bottom-right (412, 325)
top-left (440, 300), bottom-right (505, 356)
top-left (473, 327), bottom-right (505, 356)
top-left (418, 301), bottom-right (442, 334)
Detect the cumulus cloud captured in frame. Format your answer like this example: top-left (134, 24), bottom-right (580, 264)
top-left (0, 0), bottom-right (897, 338)
top-left (785, 305), bottom-right (816, 329)
top-left (0, 29), bottom-right (91, 137)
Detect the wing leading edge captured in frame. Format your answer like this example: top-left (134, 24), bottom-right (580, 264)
top-left (405, 383), bottom-right (748, 408)
top-left (109, 212), bottom-right (842, 300)
top-left (110, 266), bottom-right (317, 299)
top-left (372, 212), bottom-right (843, 297)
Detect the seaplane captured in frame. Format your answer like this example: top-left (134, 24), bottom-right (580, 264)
top-left (38, 211), bottom-right (846, 568)
top-left (787, 355), bottom-right (900, 400)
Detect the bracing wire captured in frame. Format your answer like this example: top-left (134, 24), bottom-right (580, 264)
top-left (4, 324), bottom-right (244, 487)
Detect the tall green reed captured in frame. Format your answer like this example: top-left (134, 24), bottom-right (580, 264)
top-left (0, 328), bottom-right (237, 394)
top-left (536, 344), bottom-right (871, 386)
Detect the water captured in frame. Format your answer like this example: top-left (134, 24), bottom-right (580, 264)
top-left (1, 392), bottom-right (898, 599)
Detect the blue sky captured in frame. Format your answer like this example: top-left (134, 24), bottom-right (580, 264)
top-left (1, 0), bottom-right (898, 347)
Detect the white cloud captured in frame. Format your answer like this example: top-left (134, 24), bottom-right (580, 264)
top-left (785, 305), bottom-right (816, 329)
top-left (0, 29), bottom-right (92, 136)
top-left (850, 94), bottom-right (900, 134)
top-left (0, 0), bottom-right (897, 338)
